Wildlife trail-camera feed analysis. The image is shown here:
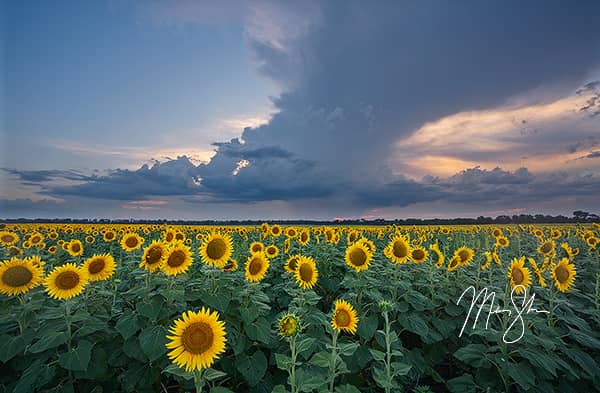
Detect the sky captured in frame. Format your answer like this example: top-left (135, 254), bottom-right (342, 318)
top-left (1, 0), bottom-right (600, 220)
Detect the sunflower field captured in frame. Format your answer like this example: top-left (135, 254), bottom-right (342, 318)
top-left (0, 222), bottom-right (599, 393)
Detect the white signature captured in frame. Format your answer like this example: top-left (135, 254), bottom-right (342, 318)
top-left (456, 285), bottom-right (549, 344)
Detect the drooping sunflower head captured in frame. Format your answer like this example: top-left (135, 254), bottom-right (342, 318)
top-left (454, 247), bottom-right (475, 266)
top-left (0, 257), bottom-right (44, 296)
top-left (166, 308), bottom-right (227, 372)
top-left (221, 259), bottom-right (238, 272)
top-left (200, 233), bottom-right (233, 268)
top-left (278, 313), bottom-right (300, 337)
top-left (409, 247), bottom-right (428, 264)
top-left (45, 263), bottom-right (88, 300)
top-left (347, 231), bottom-right (360, 244)
top-left (294, 256), bottom-right (318, 289)
top-left (121, 233), bottom-right (144, 252)
top-left (245, 252), bottom-right (269, 282)
top-left (508, 257), bottom-right (531, 295)
top-left (265, 245), bottom-right (279, 259)
top-left (67, 240), bottom-right (84, 257)
top-left (165, 229), bottom-right (176, 243)
top-left (249, 241), bottom-right (265, 254)
top-left (357, 238), bottom-right (375, 254)
top-left (162, 243), bottom-right (194, 276)
top-left (298, 230), bottom-right (310, 246)
top-left (140, 240), bottom-right (167, 271)
top-left (447, 255), bottom-right (461, 272)
top-left (331, 300), bottom-right (359, 335)
top-left (345, 243), bottom-right (372, 272)
top-left (385, 235), bottom-right (410, 264)
top-left (481, 252), bottom-right (492, 270)
top-left (83, 254), bottom-right (116, 281)
top-left (0, 231), bottom-right (20, 246)
top-left (551, 258), bottom-right (576, 292)
top-left (285, 255), bottom-right (300, 273)
top-left (429, 242), bottom-right (445, 268)
top-left (537, 239), bottom-right (555, 257)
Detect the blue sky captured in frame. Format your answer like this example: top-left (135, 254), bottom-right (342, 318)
top-left (2, 1), bottom-right (600, 219)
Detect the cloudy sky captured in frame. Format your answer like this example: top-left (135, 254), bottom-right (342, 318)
top-left (2, 0), bottom-right (600, 220)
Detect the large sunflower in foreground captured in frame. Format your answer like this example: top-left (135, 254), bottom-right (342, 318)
top-left (162, 243), bottom-right (194, 276)
top-left (331, 300), bottom-right (359, 335)
top-left (294, 256), bottom-right (318, 289)
top-left (245, 252), bottom-right (269, 282)
top-left (508, 257), bottom-right (531, 295)
top-left (0, 257), bottom-right (44, 296)
top-left (384, 234), bottom-right (410, 264)
top-left (200, 233), bottom-right (233, 268)
top-left (166, 308), bottom-right (227, 372)
top-left (140, 240), bottom-right (167, 271)
top-left (83, 254), bottom-right (116, 281)
top-left (45, 263), bottom-right (88, 300)
top-left (345, 243), bottom-right (371, 272)
top-left (551, 258), bottom-right (576, 292)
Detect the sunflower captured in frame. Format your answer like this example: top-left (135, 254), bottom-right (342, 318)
top-left (454, 247), bottom-right (475, 266)
top-left (221, 259), bottom-right (238, 272)
top-left (409, 247), bottom-right (428, 264)
top-left (537, 239), bottom-right (555, 257)
top-left (164, 229), bottom-right (176, 243)
top-left (447, 255), bottom-right (461, 272)
top-left (527, 257), bottom-right (547, 288)
top-left (560, 242), bottom-right (578, 261)
top-left (249, 241), bottom-right (265, 254)
top-left (284, 238), bottom-right (290, 254)
top-left (347, 231), bottom-right (360, 244)
top-left (285, 227), bottom-right (298, 238)
top-left (357, 238), bottom-right (375, 254)
top-left (29, 232), bottom-right (44, 246)
top-left (49, 231), bottom-right (58, 240)
top-left (586, 236), bottom-right (598, 249)
top-left (384, 234), bottom-right (410, 264)
top-left (83, 254), bottom-right (116, 281)
top-left (26, 255), bottom-right (45, 270)
top-left (166, 308), bottom-right (227, 372)
top-left (103, 230), bottom-right (116, 242)
top-left (245, 252), bottom-right (269, 282)
top-left (48, 245), bottom-right (57, 254)
top-left (430, 242), bottom-right (445, 268)
top-left (0, 257), bottom-right (44, 296)
top-left (345, 243), bottom-right (372, 272)
top-left (140, 240), bottom-right (167, 271)
top-left (495, 236), bottom-right (509, 248)
top-left (85, 235), bottom-right (95, 244)
top-left (295, 256), bottom-right (318, 289)
top-left (491, 228), bottom-right (503, 238)
top-left (175, 232), bottom-right (185, 242)
top-left (45, 263), bottom-right (88, 300)
top-left (270, 225), bottom-right (282, 237)
top-left (285, 255), bottom-right (300, 273)
top-left (162, 243), bottom-right (194, 276)
top-left (298, 230), bottom-right (310, 246)
top-left (331, 300), bottom-right (359, 335)
top-left (278, 313), bottom-right (299, 337)
top-left (265, 245), bottom-right (279, 259)
top-left (551, 258), bottom-right (576, 292)
top-left (66, 240), bottom-right (84, 257)
top-left (492, 249), bottom-right (502, 265)
top-left (121, 233), bottom-right (144, 252)
top-left (481, 252), bottom-right (492, 270)
top-left (508, 257), bottom-right (531, 295)
top-left (200, 233), bottom-right (233, 268)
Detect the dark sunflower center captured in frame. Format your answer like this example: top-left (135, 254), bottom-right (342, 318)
top-left (392, 241), bottom-right (408, 258)
top-left (288, 258), bottom-right (298, 271)
top-left (540, 243), bottom-right (551, 253)
top-left (70, 243), bottom-right (81, 253)
top-left (301, 233), bottom-right (308, 242)
top-left (206, 238), bottom-right (227, 260)
top-left (2, 266), bottom-right (33, 287)
top-left (182, 322), bottom-right (214, 354)
top-left (272, 228), bottom-right (280, 234)
top-left (166, 233), bottom-right (174, 242)
top-left (31, 236), bottom-right (41, 243)
top-left (88, 259), bottom-right (105, 274)
top-left (105, 232), bottom-right (115, 240)
top-left (335, 310), bottom-right (350, 327)
top-left (299, 263), bottom-right (313, 282)
top-left (168, 250), bottom-right (186, 267)
top-left (1, 234), bottom-right (15, 242)
top-left (458, 250), bottom-right (470, 261)
top-left (412, 249), bottom-right (425, 260)
top-left (499, 239), bottom-right (507, 245)
top-left (175, 233), bottom-right (184, 240)
top-left (125, 237), bottom-right (138, 248)
top-left (349, 248), bottom-right (367, 266)
top-left (556, 266), bottom-right (570, 283)
top-left (252, 244), bottom-right (262, 252)
top-left (267, 247), bottom-right (276, 255)
top-left (248, 258), bottom-right (263, 275)
top-left (349, 233), bottom-right (357, 242)
top-left (512, 267), bottom-right (524, 284)
top-left (449, 257), bottom-right (459, 268)
top-left (146, 247), bottom-right (163, 265)
top-left (56, 271), bottom-right (80, 290)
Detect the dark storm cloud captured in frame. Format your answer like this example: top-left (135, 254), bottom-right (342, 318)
top-left (2, 168), bottom-right (92, 186)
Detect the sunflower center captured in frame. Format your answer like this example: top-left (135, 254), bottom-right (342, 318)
top-left (267, 247), bottom-right (276, 255)
top-left (540, 243), bottom-right (551, 253)
top-left (349, 248), bottom-right (367, 266)
top-left (88, 259), bottom-right (105, 274)
top-left (301, 233), bottom-right (308, 242)
top-left (105, 232), bottom-right (115, 240)
top-left (449, 257), bottom-right (459, 268)
top-left (252, 244), bottom-right (262, 252)
top-left (412, 249), bottom-right (425, 260)
top-left (146, 246), bottom-right (163, 265)
top-left (335, 310), bottom-right (350, 327)
top-left (512, 267), bottom-right (524, 284)
top-left (70, 243), bottom-right (81, 253)
top-left (206, 238), bottom-right (227, 260)
top-left (168, 250), bottom-right (186, 267)
top-left (392, 241), bottom-right (408, 258)
top-left (299, 263), bottom-right (313, 282)
top-left (458, 250), bottom-right (470, 261)
top-left (182, 322), bottom-right (214, 355)
top-left (248, 258), bottom-right (263, 275)
top-left (31, 236), bottom-right (41, 243)
top-left (1, 234), bottom-right (14, 242)
top-left (166, 233), bottom-right (174, 242)
top-left (56, 271), bottom-right (80, 290)
top-left (288, 258), bottom-right (298, 271)
top-left (2, 266), bottom-right (33, 287)
top-left (555, 265), bottom-right (570, 283)
top-left (125, 237), bottom-right (138, 248)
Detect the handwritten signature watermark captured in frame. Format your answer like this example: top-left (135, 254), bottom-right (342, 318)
top-left (456, 285), bottom-right (549, 344)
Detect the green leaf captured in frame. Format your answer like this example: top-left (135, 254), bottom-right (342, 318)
top-left (369, 348), bottom-right (385, 362)
top-left (204, 368), bottom-right (228, 381)
top-left (338, 342), bottom-right (359, 356)
top-left (391, 362), bottom-right (411, 376)
top-left (371, 365), bottom-right (389, 388)
top-left (309, 351), bottom-right (331, 368)
top-left (28, 331), bottom-right (68, 353)
top-left (245, 317), bottom-right (272, 345)
top-left (210, 388), bottom-right (235, 393)
top-left (271, 385), bottom-right (288, 393)
top-left (446, 374), bottom-right (476, 393)
top-left (275, 353), bottom-right (293, 370)
top-left (296, 367), bottom-right (327, 392)
top-left (138, 325), bottom-right (168, 361)
top-left (569, 327), bottom-right (600, 350)
top-left (76, 316), bottom-right (106, 337)
top-left (13, 358), bottom-right (56, 393)
top-left (59, 340), bottom-right (94, 371)
top-left (236, 350), bottom-right (267, 386)
top-left (163, 364), bottom-right (194, 380)
top-left (116, 311), bottom-right (141, 340)
top-left (506, 361), bottom-right (535, 390)
top-left (0, 334), bottom-right (27, 362)
top-left (453, 344), bottom-right (491, 368)
top-left (136, 296), bottom-right (164, 321)
top-left (357, 314), bottom-right (378, 341)
top-left (296, 337), bottom-right (316, 355)
top-left (335, 384), bottom-right (361, 393)
top-left (565, 348), bottom-right (600, 378)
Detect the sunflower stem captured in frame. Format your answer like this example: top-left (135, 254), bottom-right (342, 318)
top-left (193, 368), bottom-right (205, 393)
top-left (328, 329), bottom-right (338, 393)
top-left (289, 334), bottom-right (298, 393)
top-left (65, 299), bottom-right (72, 352)
top-left (383, 310), bottom-right (393, 393)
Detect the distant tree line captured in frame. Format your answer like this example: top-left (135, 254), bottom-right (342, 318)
top-left (0, 211), bottom-right (598, 226)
